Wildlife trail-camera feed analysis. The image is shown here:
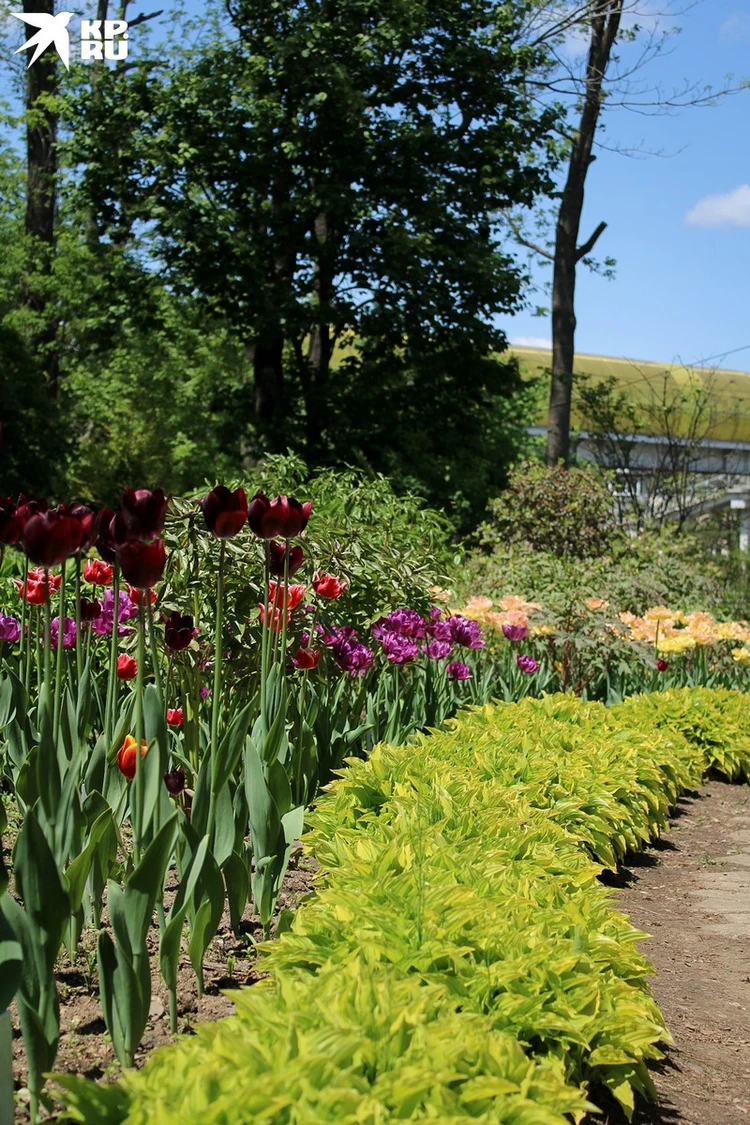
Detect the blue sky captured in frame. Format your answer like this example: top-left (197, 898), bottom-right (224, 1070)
top-left (2, 0), bottom-right (749, 373)
top-left (505, 0), bottom-right (750, 373)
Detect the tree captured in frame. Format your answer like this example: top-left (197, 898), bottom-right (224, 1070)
top-left (504, 0), bottom-right (742, 467)
top-left (70, 0), bottom-right (563, 468)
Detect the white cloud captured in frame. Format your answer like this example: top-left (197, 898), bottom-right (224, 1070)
top-left (685, 185), bottom-right (750, 229)
top-left (510, 336), bottom-right (552, 350)
top-left (719, 12), bottom-right (750, 45)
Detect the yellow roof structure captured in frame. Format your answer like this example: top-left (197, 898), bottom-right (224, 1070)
top-left (511, 346), bottom-right (750, 444)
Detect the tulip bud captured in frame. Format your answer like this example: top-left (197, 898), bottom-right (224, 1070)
top-left (117, 734), bottom-right (148, 780)
top-left (200, 486), bottom-right (248, 538)
top-left (116, 653), bottom-right (138, 680)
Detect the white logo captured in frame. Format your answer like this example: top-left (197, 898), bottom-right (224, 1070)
top-left (12, 12), bottom-right (129, 68)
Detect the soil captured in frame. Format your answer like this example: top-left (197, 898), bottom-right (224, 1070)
top-left (10, 782), bottom-right (750, 1124)
top-left (10, 852), bottom-right (318, 1123)
top-left (590, 779), bottom-right (750, 1125)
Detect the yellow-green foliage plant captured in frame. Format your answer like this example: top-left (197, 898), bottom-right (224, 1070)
top-left (55, 688), bottom-right (750, 1125)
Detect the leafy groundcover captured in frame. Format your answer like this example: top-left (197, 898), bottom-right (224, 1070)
top-left (56, 687), bottom-right (750, 1125)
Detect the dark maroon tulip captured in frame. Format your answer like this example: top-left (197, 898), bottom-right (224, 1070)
top-left (23, 507), bottom-right (84, 567)
top-left (199, 486), bottom-right (247, 538)
top-left (69, 503), bottom-right (97, 551)
top-left (15, 495), bottom-right (48, 530)
top-left (79, 596), bottom-right (103, 622)
top-left (117, 538), bottom-right (166, 588)
top-left (164, 611), bottom-right (198, 652)
top-left (0, 498), bottom-right (22, 546)
top-left (247, 492), bottom-right (312, 539)
top-left (95, 506), bottom-right (118, 563)
top-left (163, 768), bottom-right (186, 796)
top-left (268, 539), bottom-right (304, 577)
top-left (121, 488), bottom-right (168, 541)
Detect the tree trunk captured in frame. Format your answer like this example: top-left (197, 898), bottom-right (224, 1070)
top-left (304, 209), bottom-right (334, 463)
top-left (23, 0), bottom-right (60, 397)
top-left (546, 0), bottom-right (622, 467)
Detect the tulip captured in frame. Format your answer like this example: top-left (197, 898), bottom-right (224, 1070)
top-left (0, 498), bottom-right (22, 546)
top-left (164, 612), bottom-right (198, 653)
top-left (447, 616), bottom-right (485, 650)
top-left (0, 613), bottom-right (21, 643)
top-left (23, 507), bottom-right (84, 567)
top-left (84, 559), bottom-right (113, 586)
top-left (312, 573), bottom-right (347, 600)
top-left (121, 488), bottom-right (168, 540)
top-left (15, 568), bottom-right (62, 605)
top-left (95, 506), bottom-right (118, 563)
top-left (50, 616), bottom-right (77, 650)
top-left (447, 661), bottom-right (472, 681)
top-left (127, 585), bottom-right (157, 608)
top-left (79, 596), bottom-right (102, 622)
top-left (166, 708), bottom-right (184, 727)
top-left (516, 654), bottom-right (539, 674)
top-left (268, 540), bottom-right (304, 577)
top-left (247, 492), bottom-right (312, 539)
top-left (163, 768), bottom-right (186, 795)
top-left (502, 622), bottom-right (528, 642)
top-left (117, 538), bottom-right (166, 588)
top-left (268, 581), bottom-right (307, 611)
top-left (656, 658), bottom-right (669, 672)
top-left (200, 485), bottom-right (247, 538)
top-left (14, 496), bottom-right (48, 529)
top-left (117, 734), bottom-right (148, 780)
top-left (117, 653), bottom-right (138, 680)
top-left (293, 645), bottom-right (320, 670)
top-left (423, 639), bottom-right (452, 660)
top-left (70, 503), bottom-right (97, 550)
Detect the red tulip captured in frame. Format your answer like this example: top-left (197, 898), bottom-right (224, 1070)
top-left (268, 581), bottom-right (307, 611)
top-left (166, 707), bottom-right (184, 727)
top-left (23, 507), bottom-right (84, 566)
top-left (200, 486), bottom-right (247, 538)
top-left (84, 559), bottom-right (113, 586)
top-left (293, 646), bottom-right (320, 670)
top-left (117, 653), bottom-right (138, 680)
top-left (247, 492), bottom-right (312, 539)
top-left (121, 488), bottom-right (168, 541)
top-left (312, 573), bottom-right (347, 600)
top-left (258, 604), bottom-right (290, 632)
top-left (127, 585), bottom-right (157, 608)
top-left (268, 540), bottom-right (304, 577)
top-left (15, 568), bottom-right (62, 605)
top-left (95, 506), bottom-right (118, 564)
top-left (79, 596), bottom-right (102, 622)
top-left (117, 538), bottom-right (166, 588)
top-left (656, 658), bottom-right (669, 672)
top-left (117, 734), bottom-right (147, 780)
top-left (14, 496), bottom-right (48, 529)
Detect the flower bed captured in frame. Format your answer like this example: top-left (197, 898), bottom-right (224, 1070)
top-left (55, 686), bottom-right (750, 1124)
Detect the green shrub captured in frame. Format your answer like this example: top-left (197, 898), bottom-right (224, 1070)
top-left (479, 462), bottom-right (617, 559)
top-left (54, 688), bottom-right (750, 1124)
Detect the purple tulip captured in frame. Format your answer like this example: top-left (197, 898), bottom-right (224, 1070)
top-left (502, 623), bottom-right (528, 642)
top-left (379, 632), bottom-right (419, 665)
top-left (447, 615), bottom-right (486, 650)
top-left (0, 613), bottom-right (21, 643)
top-left (320, 625), bottom-right (373, 677)
top-left (49, 616), bottom-right (77, 650)
top-left (447, 662), bottom-right (472, 681)
top-left (517, 654), bottom-right (539, 674)
top-left (423, 639), bottom-right (452, 660)
top-left (372, 608), bottom-right (427, 641)
top-left (91, 589), bottom-right (138, 636)
top-left (426, 617), bottom-right (452, 643)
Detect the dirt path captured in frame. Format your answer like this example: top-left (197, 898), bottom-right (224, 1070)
top-left (614, 780), bottom-right (750, 1125)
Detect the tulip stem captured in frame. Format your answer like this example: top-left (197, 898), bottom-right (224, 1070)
top-left (105, 567), bottom-right (120, 743)
top-left (260, 544), bottom-right (271, 729)
top-left (133, 603), bottom-right (146, 865)
top-left (208, 540), bottom-right (225, 838)
top-left (74, 555), bottom-right (83, 684)
top-left (43, 570), bottom-right (52, 690)
top-left (19, 555), bottom-right (28, 694)
top-left (54, 562), bottom-right (66, 742)
top-left (145, 595), bottom-right (163, 705)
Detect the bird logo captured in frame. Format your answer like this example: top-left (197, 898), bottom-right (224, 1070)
top-left (11, 11), bottom-right (75, 70)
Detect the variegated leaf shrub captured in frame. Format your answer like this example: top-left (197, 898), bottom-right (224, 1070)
top-left (55, 687), bottom-right (750, 1125)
